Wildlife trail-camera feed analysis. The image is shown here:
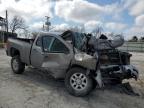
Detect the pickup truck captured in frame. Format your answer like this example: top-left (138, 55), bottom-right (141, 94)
top-left (6, 30), bottom-right (138, 96)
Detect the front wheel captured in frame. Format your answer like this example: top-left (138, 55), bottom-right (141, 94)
top-left (65, 67), bottom-right (93, 97)
top-left (11, 56), bottom-right (25, 74)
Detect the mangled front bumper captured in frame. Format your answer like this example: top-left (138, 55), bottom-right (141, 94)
top-left (95, 64), bottom-right (139, 88)
top-left (123, 65), bottom-right (139, 80)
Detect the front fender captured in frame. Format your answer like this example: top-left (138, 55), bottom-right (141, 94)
top-left (72, 53), bottom-right (97, 70)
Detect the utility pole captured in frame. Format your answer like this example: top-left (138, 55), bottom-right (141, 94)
top-left (45, 16), bottom-right (51, 31)
top-left (6, 10), bottom-right (8, 33)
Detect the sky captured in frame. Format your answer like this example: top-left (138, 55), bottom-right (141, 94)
top-left (0, 0), bottom-right (144, 39)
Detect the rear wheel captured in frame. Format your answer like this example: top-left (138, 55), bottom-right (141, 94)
top-left (11, 56), bottom-right (25, 74)
top-left (65, 67), bottom-right (93, 96)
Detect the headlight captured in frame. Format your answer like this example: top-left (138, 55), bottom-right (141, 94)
top-left (75, 53), bottom-right (93, 61)
top-left (75, 54), bottom-right (83, 61)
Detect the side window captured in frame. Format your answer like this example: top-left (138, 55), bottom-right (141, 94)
top-left (36, 37), bottom-right (42, 47)
top-left (42, 36), bottom-right (53, 52)
top-left (50, 38), bottom-right (69, 53)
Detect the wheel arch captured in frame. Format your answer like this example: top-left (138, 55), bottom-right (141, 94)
top-left (67, 64), bottom-right (87, 73)
top-left (10, 47), bottom-right (20, 57)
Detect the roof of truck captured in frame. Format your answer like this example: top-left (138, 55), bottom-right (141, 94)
top-left (39, 31), bottom-right (63, 36)
top-left (39, 30), bottom-right (74, 37)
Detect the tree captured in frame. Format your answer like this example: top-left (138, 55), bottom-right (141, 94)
top-left (10, 16), bottom-right (28, 33)
top-left (140, 37), bottom-right (144, 42)
top-left (92, 26), bottom-right (103, 38)
top-left (129, 36), bottom-right (138, 42)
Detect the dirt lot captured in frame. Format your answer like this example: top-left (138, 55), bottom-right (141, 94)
top-left (0, 49), bottom-right (144, 108)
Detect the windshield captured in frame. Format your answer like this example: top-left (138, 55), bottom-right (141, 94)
top-left (74, 32), bottom-right (85, 50)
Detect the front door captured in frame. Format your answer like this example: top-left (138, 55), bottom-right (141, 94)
top-left (30, 36), bottom-right (44, 67)
top-left (31, 35), bottom-right (73, 78)
top-left (42, 36), bottom-right (72, 78)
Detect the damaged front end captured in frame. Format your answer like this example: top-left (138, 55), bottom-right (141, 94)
top-left (98, 64), bottom-right (139, 85)
top-left (123, 65), bottom-right (139, 80)
top-left (93, 39), bottom-right (139, 87)
top-left (73, 50), bottom-right (139, 88)
top-left (62, 31), bottom-right (139, 88)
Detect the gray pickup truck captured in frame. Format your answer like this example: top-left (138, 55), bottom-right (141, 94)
top-left (6, 30), bottom-right (138, 96)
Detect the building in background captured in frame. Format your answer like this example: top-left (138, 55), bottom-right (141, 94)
top-left (0, 16), bottom-right (17, 43)
top-left (0, 16), bottom-right (6, 42)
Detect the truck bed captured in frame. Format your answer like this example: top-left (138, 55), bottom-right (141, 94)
top-left (6, 38), bottom-right (33, 65)
top-left (11, 38), bottom-right (34, 44)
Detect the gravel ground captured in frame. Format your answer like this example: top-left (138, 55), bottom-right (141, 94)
top-left (0, 49), bottom-right (144, 108)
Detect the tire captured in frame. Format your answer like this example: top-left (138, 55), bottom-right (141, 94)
top-left (65, 67), bottom-right (93, 97)
top-left (11, 56), bottom-right (25, 74)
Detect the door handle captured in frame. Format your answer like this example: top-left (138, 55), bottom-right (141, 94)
top-left (33, 49), bottom-right (44, 55)
top-left (33, 49), bottom-right (40, 53)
